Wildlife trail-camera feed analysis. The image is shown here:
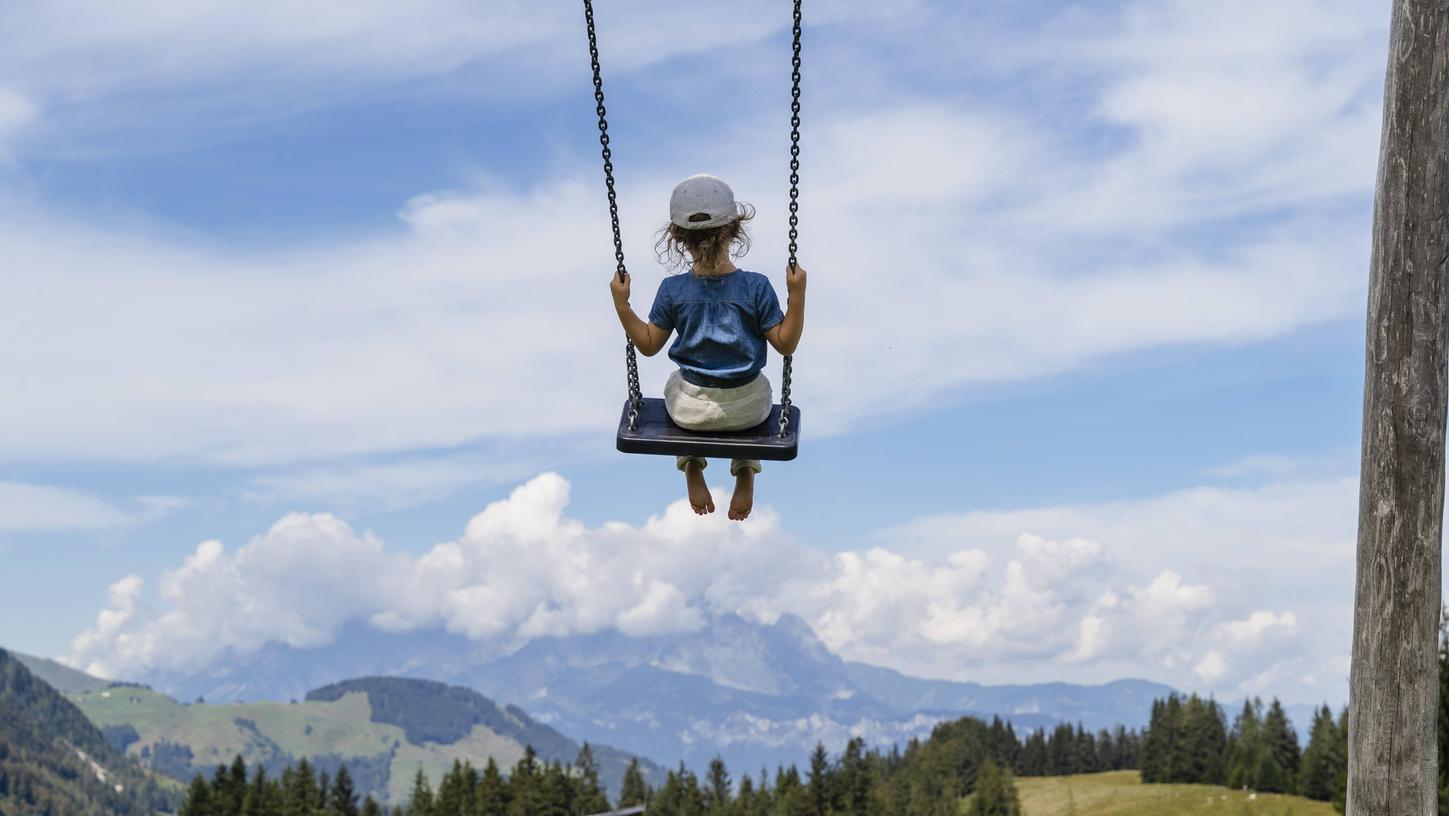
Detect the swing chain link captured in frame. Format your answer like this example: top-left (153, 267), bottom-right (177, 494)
top-left (587, 0), bottom-right (800, 440)
top-left (778, 0), bottom-right (803, 440)
top-left (583, 0), bottom-right (643, 430)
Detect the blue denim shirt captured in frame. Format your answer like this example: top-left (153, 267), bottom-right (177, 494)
top-left (648, 269), bottom-right (785, 388)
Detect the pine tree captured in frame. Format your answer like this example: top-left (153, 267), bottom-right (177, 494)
top-left (434, 760), bottom-right (468, 816)
top-left (284, 759), bottom-right (319, 816)
top-left (618, 758), bottom-right (651, 808)
top-left (330, 765), bottom-right (359, 816)
top-left (407, 768), bottom-right (434, 816)
top-left (537, 762), bottom-right (574, 816)
top-left (1018, 731), bottom-right (1047, 777)
top-left (1332, 707), bottom-right (1349, 814)
top-left (241, 766), bottom-right (274, 816)
top-left (737, 774), bottom-right (758, 816)
top-left (1299, 705), bottom-right (1340, 802)
top-left (573, 743), bottom-right (611, 816)
top-left (507, 747), bottom-right (542, 816)
top-left (705, 756), bottom-right (731, 811)
top-left (1256, 699), bottom-right (1300, 794)
top-left (839, 737), bottom-right (872, 816)
top-left (1180, 696), bottom-right (1227, 785)
top-left (1226, 699), bottom-right (1263, 790)
top-left (180, 776), bottom-right (214, 816)
top-left (807, 743), bottom-right (832, 816)
top-left (965, 759), bottom-right (1020, 816)
top-left (478, 757), bottom-right (510, 816)
top-left (360, 796), bottom-right (383, 816)
top-left (774, 765), bottom-right (811, 816)
top-left (223, 755), bottom-right (250, 816)
top-left (1046, 723), bottom-right (1076, 776)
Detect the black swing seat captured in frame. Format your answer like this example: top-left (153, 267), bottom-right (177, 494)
top-left (616, 398), bottom-right (800, 461)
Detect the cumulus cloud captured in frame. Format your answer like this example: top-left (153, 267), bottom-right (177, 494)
top-left (878, 478), bottom-right (1358, 698)
top-left (73, 472), bottom-right (1351, 703)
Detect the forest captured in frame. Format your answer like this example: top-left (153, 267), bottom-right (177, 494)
top-left (176, 714), bottom-right (1134, 816)
top-left (1139, 694), bottom-right (1346, 810)
top-left (0, 649), bottom-right (176, 816)
top-left (165, 614), bottom-right (1449, 816)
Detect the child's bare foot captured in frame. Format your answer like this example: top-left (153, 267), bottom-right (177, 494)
top-left (729, 470), bottom-right (755, 521)
top-left (684, 461), bottom-right (714, 515)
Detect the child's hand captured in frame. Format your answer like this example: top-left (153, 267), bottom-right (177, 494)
top-left (786, 263), bottom-right (807, 294)
top-left (610, 272), bottom-right (631, 307)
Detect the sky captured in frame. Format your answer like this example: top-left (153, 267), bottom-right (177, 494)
top-left (0, 0), bottom-right (1402, 709)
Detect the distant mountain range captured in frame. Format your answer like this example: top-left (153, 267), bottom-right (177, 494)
top-left (125, 613), bottom-right (1178, 773)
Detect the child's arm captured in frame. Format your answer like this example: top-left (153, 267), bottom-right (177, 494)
top-left (610, 272), bottom-right (670, 356)
top-left (765, 263), bottom-right (807, 356)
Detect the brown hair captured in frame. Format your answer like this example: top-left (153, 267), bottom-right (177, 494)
top-left (654, 202), bottom-right (755, 276)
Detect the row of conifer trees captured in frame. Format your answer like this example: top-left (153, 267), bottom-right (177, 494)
top-left (180, 713), bottom-right (1133, 816)
top-left (176, 608), bottom-right (1449, 816)
top-left (1139, 694), bottom-right (1347, 810)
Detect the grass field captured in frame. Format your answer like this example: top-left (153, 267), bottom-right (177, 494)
top-left (1012, 771), bottom-right (1340, 816)
top-left (73, 686), bottom-right (525, 803)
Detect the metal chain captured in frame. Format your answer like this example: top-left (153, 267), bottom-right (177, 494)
top-left (583, 0), bottom-right (643, 430)
top-left (778, 0), bottom-right (803, 440)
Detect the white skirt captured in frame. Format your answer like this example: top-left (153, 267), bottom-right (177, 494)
top-left (664, 370), bottom-right (773, 432)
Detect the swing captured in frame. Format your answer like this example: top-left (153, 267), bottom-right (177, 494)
top-left (583, 0), bottom-right (804, 462)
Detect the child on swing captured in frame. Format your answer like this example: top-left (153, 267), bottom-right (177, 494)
top-left (610, 174), bottom-right (807, 521)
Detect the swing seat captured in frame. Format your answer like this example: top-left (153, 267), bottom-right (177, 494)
top-left (616, 398), bottom-right (800, 461)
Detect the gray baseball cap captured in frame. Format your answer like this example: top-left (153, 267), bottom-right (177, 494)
top-left (669, 173), bottom-right (738, 230)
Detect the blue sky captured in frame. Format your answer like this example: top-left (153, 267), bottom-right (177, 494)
top-left (0, 0), bottom-right (1395, 707)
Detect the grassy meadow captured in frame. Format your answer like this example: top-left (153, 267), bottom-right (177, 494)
top-left (73, 685), bottom-right (525, 803)
top-left (1006, 771), bottom-right (1339, 816)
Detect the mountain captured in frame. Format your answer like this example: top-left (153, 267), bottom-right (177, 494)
top-left (73, 675), bottom-right (662, 804)
top-left (844, 662), bottom-right (1171, 732)
top-left (11, 651), bottom-right (111, 693)
top-left (136, 614), bottom-right (1176, 774)
top-left (0, 648), bottom-right (178, 816)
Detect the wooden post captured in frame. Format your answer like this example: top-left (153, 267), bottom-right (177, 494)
top-left (1347, 1), bottom-right (1449, 814)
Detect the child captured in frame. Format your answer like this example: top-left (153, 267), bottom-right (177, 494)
top-left (610, 173), bottom-right (807, 520)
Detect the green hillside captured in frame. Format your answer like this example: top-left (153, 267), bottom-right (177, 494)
top-left (11, 651), bottom-right (111, 694)
top-left (73, 676), bottom-right (659, 805)
top-left (0, 649), bottom-right (178, 816)
top-left (1013, 771), bottom-right (1340, 816)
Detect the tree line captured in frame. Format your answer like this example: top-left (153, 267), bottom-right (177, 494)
top-left (73, 609), bottom-right (1449, 816)
top-left (176, 711), bottom-right (1148, 816)
top-left (398, 722), bottom-right (1036, 816)
top-left (1139, 693), bottom-right (1346, 810)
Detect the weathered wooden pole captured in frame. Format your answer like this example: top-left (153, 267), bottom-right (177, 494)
top-left (1347, 1), bottom-right (1449, 814)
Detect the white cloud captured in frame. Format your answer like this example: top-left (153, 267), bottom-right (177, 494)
top-left (0, 482), bottom-right (182, 533)
top-left (0, 2), bottom-right (899, 157)
top-left (1195, 651), bottom-right (1227, 684)
top-left (1220, 610), bottom-right (1298, 647)
top-left (73, 471), bottom-right (1355, 703)
top-left (0, 0), bottom-right (1386, 468)
top-left (70, 575), bottom-right (143, 674)
top-left (877, 478), bottom-right (1359, 695)
top-left (0, 101), bottom-right (1374, 466)
top-left (882, 480), bottom-right (1358, 593)
top-left (244, 444), bottom-right (584, 512)
top-left (0, 88), bottom-right (36, 156)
